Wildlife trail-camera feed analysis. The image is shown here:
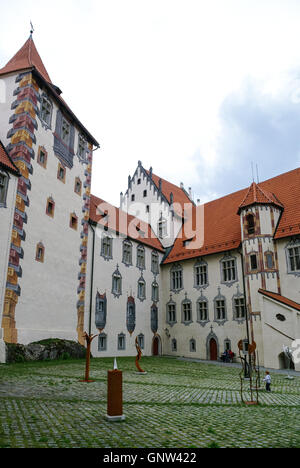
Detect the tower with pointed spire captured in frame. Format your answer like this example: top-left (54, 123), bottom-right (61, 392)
top-left (0, 36), bottom-right (99, 344)
top-left (238, 181), bottom-right (284, 341)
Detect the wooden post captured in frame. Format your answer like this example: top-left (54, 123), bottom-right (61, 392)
top-left (106, 369), bottom-right (125, 421)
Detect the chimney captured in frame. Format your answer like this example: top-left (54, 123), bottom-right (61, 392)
top-left (180, 182), bottom-right (184, 190)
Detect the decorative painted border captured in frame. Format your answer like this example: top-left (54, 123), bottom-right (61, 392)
top-left (76, 143), bottom-right (93, 344)
top-left (1, 72), bottom-right (39, 343)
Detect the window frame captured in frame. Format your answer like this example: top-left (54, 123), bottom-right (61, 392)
top-left (0, 170), bottom-right (9, 207)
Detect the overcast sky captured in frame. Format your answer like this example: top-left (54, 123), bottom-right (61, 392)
top-left (1, 0), bottom-right (300, 206)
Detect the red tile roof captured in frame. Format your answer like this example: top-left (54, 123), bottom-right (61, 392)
top-left (164, 167), bottom-right (300, 264)
top-left (90, 194), bottom-right (165, 252)
top-left (0, 37), bottom-right (99, 147)
top-left (147, 171), bottom-right (192, 218)
top-left (258, 289), bottom-right (300, 312)
top-left (238, 182), bottom-right (284, 214)
top-left (0, 140), bottom-right (19, 175)
top-left (0, 37), bottom-right (52, 83)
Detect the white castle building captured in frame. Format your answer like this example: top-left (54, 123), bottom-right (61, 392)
top-left (0, 36), bottom-right (299, 370)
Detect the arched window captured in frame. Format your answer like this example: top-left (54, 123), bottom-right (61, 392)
top-left (190, 339), bottom-right (196, 353)
top-left (171, 339), bottom-right (177, 352)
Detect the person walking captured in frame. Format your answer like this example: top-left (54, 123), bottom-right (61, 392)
top-left (263, 371), bottom-right (271, 392)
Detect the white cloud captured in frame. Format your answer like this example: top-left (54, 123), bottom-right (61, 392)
top-left (1, 0), bottom-right (300, 205)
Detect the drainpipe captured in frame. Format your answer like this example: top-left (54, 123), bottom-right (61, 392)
top-left (240, 248), bottom-right (251, 378)
top-left (88, 220), bottom-right (96, 336)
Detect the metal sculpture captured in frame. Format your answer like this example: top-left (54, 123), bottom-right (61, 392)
top-left (80, 332), bottom-right (98, 383)
top-left (135, 337), bottom-right (146, 374)
top-left (283, 346), bottom-right (295, 380)
top-left (238, 340), bottom-right (260, 405)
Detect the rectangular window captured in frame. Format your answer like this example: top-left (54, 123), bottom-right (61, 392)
top-left (112, 275), bottom-right (121, 295)
top-left (0, 172), bottom-right (8, 205)
top-left (152, 252), bottom-right (159, 274)
top-left (46, 199), bottom-right (55, 218)
top-left (168, 304), bottom-right (176, 323)
top-left (137, 247), bottom-right (145, 269)
top-left (70, 214), bottom-right (78, 230)
top-left (118, 334), bottom-right (126, 350)
top-left (216, 300), bottom-right (226, 320)
top-left (195, 263), bottom-right (208, 287)
top-left (172, 269), bottom-right (183, 290)
top-left (152, 283), bottom-right (159, 302)
top-left (123, 242), bottom-right (132, 265)
top-left (158, 220), bottom-right (167, 239)
top-left (98, 335), bottom-right (107, 351)
top-left (289, 246), bottom-right (300, 272)
top-left (40, 97), bottom-right (52, 126)
top-left (222, 259), bottom-right (236, 282)
top-left (182, 302), bottom-right (192, 322)
top-left (57, 163), bottom-right (66, 183)
top-left (266, 253), bottom-right (274, 269)
top-left (250, 254), bottom-right (258, 271)
top-left (62, 119), bottom-right (70, 145)
top-left (102, 237), bottom-right (112, 258)
top-left (78, 135), bottom-right (86, 159)
top-left (234, 297), bottom-right (246, 319)
top-left (197, 301), bottom-right (208, 321)
top-left (138, 281), bottom-right (146, 300)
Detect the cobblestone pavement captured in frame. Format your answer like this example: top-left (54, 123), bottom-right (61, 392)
top-left (0, 357), bottom-right (300, 448)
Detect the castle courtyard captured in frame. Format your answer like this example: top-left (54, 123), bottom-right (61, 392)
top-left (0, 356), bottom-right (300, 449)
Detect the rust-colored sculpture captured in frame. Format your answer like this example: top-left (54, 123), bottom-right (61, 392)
top-left (238, 339), bottom-right (259, 405)
top-left (135, 337), bottom-right (146, 374)
top-left (80, 332), bottom-right (98, 383)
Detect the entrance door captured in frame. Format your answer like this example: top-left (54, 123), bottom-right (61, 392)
top-left (209, 338), bottom-right (218, 361)
top-left (153, 336), bottom-right (160, 356)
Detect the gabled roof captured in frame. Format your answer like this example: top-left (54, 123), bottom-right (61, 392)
top-left (258, 289), bottom-right (300, 312)
top-left (164, 167), bottom-right (300, 264)
top-left (238, 181), bottom-right (284, 214)
top-left (90, 194), bottom-right (165, 253)
top-left (0, 36), bottom-right (52, 83)
top-left (0, 37), bottom-right (99, 147)
top-left (147, 170), bottom-right (193, 218)
top-left (0, 140), bottom-right (19, 175)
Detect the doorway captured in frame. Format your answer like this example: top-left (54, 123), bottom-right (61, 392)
top-left (209, 338), bottom-right (218, 361)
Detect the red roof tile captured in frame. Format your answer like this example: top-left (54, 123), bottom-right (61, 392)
top-left (0, 37), bottom-right (52, 83)
top-left (0, 140), bottom-right (19, 175)
top-left (90, 194), bottom-right (165, 252)
top-left (147, 171), bottom-right (192, 218)
top-left (164, 167), bottom-right (300, 264)
top-left (238, 182), bottom-right (284, 213)
top-left (258, 289), bottom-right (300, 312)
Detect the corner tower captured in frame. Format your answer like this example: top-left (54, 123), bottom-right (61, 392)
top-left (0, 35), bottom-right (99, 344)
top-left (238, 182), bottom-right (284, 319)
